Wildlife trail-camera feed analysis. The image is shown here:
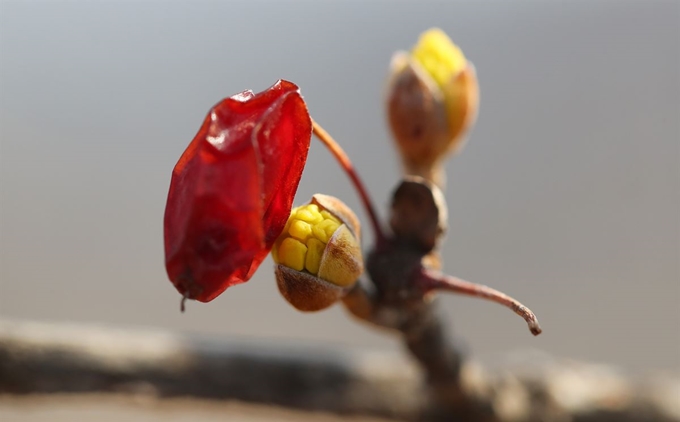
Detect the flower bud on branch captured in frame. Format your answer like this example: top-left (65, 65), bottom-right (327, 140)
top-left (386, 28), bottom-right (479, 186)
top-left (273, 195), bottom-right (364, 312)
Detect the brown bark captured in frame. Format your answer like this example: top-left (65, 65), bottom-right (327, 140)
top-left (1, 319), bottom-right (677, 422)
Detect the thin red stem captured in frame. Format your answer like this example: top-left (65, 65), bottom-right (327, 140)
top-left (311, 119), bottom-right (386, 246)
top-left (419, 268), bottom-right (542, 336)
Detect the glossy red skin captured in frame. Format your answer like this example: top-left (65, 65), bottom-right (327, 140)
top-left (164, 80), bottom-right (311, 302)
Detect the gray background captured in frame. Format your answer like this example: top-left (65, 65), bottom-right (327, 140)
top-left (1, 0), bottom-right (678, 374)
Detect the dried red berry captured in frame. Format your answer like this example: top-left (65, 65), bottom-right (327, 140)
top-left (164, 80), bottom-right (312, 303)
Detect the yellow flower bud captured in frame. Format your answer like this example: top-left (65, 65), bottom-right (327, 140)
top-left (272, 194), bottom-right (363, 312)
top-left (412, 28), bottom-right (467, 90)
top-left (386, 28), bottom-right (479, 186)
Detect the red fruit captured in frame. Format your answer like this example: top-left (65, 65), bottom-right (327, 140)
top-left (164, 80), bottom-right (312, 303)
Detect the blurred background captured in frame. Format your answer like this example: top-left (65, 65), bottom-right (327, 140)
top-left (1, 0), bottom-right (678, 377)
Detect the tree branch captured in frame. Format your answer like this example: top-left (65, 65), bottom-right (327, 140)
top-left (1, 319), bottom-right (677, 422)
top-left (417, 268), bottom-right (542, 336)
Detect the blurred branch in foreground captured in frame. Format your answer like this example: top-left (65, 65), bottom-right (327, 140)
top-left (0, 319), bottom-right (678, 422)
